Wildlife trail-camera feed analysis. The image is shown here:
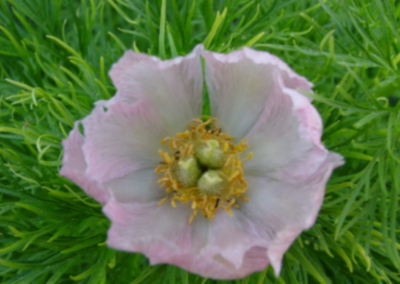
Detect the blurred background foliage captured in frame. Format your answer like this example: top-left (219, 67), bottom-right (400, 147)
top-left (0, 0), bottom-right (399, 283)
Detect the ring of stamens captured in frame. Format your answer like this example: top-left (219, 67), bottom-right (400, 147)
top-left (155, 118), bottom-right (252, 224)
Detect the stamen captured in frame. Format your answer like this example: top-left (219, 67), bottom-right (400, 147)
top-left (157, 197), bottom-right (168, 206)
top-left (155, 118), bottom-right (251, 223)
top-left (246, 152), bottom-right (254, 160)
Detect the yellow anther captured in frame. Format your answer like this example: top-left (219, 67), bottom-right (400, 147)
top-left (188, 210), bottom-right (198, 224)
top-left (187, 143), bottom-right (194, 155)
top-left (223, 142), bottom-right (230, 152)
top-left (203, 195), bottom-right (208, 206)
top-left (225, 199), bottom-right (235, 217)
top-left (172, 180), bottom-right (179, 190)
top-left (157, 177), bottom-right (169, 184)
top-left (223, 155), bottom-right (233, 169)
top-left (227, 198), bottom-right (235, 207)
top-left (164, 153), bottom-right (172, 164)
top-left (157, 197), bottom-right (168, 206)
top-left (229, 171), bottom-right (240, 181)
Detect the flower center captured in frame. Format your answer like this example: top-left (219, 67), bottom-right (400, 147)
top-left (155, 118), bottom-right (251, 223)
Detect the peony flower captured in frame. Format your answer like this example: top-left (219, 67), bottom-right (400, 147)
top-left (60, 45), bottom-right (343, 279)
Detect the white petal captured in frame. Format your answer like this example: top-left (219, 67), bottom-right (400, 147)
top-left (203, 48), bottom-right (312, 140)
top-left (105, 169), bottom-right (164, 203)
top-left (244, 83), bottom-right (325, 182)
top-left (108, 45), bottom-right (204, 134)
top-left (60, 125), bottom-right (108, 204)
top-left (104, 196), bottom-right (269, 279)
top-left (241, 153), bottom-right (343, 274)
top-left (202, 210), bottom-right (269, 269)
top-left (82, 99), bottom-right (167, 183)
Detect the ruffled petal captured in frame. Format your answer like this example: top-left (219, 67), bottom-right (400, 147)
top-left (82, 99), bottom-right (168, 183)
top-left (242, 153), bottom-right (343, 275)
top-left (203, 48), bottom-right (312, 140)
top-left (60, 125), bottom-right (108, 204)
top-left (103, 196), bottom-right (193, 251)
top-left (108, 45), bottom-right (204, 134)
top-left (103, 197), bottom-right (270, 279)
top-left (243, 78), bottom-right (327, 182)
top-left (202, 210), bottom-right (269, 270)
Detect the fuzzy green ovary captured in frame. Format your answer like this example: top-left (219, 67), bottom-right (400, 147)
top-left (195, 140), bottom-right (224, 168)
top-left (177, 158), bottom-right (202, 188)
top-left (197, 170), bottom-right (226, 195)
top-left (176, 141), bottom-right (226, 195)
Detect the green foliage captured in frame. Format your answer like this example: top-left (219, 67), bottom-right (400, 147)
top-left (0, 0), bottom-right (399, 283)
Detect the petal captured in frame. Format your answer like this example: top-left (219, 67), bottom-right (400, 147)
top-left (108, 45), bottom-right (204, 134)
top-left (241, 153), bottom-right (343, 275)
top-left (60, 124), bottom-right (108, 204)
top-left (202, 210), bottom-right (269, 270)
top-left (281, 87), bottom-right (322, 146)
top-left (104, 197), bottom-right (270, 279)
top-left (104, 197), bottom-right (193, 254)
top-left (203, 48), bottom-right (312, 140)
top-left (82, 99), bottom-right (168, 183)
top-left (104, 169), bottom-right (164, 203)
top-left (244, 80), bottom-right (326, 182)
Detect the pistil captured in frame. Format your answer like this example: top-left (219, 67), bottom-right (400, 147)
top-left (195, 140), bottom-right (224, 168)
top-left (197, 170), bottom-right (226, 195)
top-left (177, 158), bottom-right (202, 188)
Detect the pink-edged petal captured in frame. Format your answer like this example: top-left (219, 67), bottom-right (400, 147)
top-left (60, 124), bottom-right (108, 204)
top-left (244, 77), bottom-right (327, 182)
top-left (202, 210), bottom-right (269, 270)
top-left (242, 153), bottom-right (343, 275)
top-left (104, 197), bottom-right (193, 255)
top-left (282, 87), bottom-right (322, 146)
top-left (238, 247), bottom-right (269, 276)
top-left (104, 197), bottom-right (269, 279)
top-left (104, 169), bottom-right (164, 203)
top-left (242, 48), bottom-right (313, 93)
top-left (203, 48), bottom-right (312, 140)
top-left (108, 45), bottom-right (204, 135)
top-left (82, 99), bottom-right (167, 183)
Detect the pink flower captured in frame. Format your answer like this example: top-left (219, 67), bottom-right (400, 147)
top-left (60, 45), bottom-right (343, 279)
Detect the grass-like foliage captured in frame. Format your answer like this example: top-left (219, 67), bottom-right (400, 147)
top-left (0, 0), bottom-right (399, 283)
